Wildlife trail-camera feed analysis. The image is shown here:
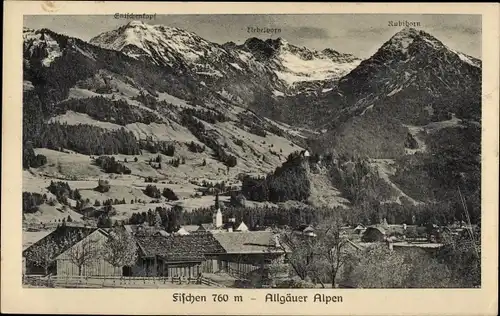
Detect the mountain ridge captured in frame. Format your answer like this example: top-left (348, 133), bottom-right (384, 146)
top-left (89, 20), bottom-right (361, 99)
top-left (22, 24), bottom-right (481, 227)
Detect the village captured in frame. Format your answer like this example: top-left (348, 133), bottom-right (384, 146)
top-left (22, 194), bottom-right (475, 289)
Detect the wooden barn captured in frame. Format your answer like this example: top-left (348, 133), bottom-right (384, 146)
top-left (22, 225), bottom-right (112, 276)
top-left (210, 231), bottom-right (287, 277)
top-left (54, 228), bottom-right (120, 276)
top-left (133, 233), bottom-right (226, 277)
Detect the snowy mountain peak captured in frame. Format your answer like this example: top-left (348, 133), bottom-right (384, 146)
top-left (395, 26), bottom-right (420, 37)
top-left (125, 20), bottom-right (147, 28)
top-left (379, 27), bottom-right (481, 68)
top-left (90, 21), bottom-right (216, 66)
top-left (382, 27), bottom-right (424, 54)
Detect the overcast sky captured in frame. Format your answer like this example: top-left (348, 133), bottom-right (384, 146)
top-left (24, 14), bottom-right (481, 59)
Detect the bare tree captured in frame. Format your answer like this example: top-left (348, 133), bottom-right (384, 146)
top-left (23, 239), bottom-right (59, 275)
top-left (275, 230), bottom-right (316, 281)
top-left (103, 228), bottom-right (138, 277)
top-left (275, 213), bottom-right (355, 288)
top-left (64, 233), bottom-right (102, 276)
top-left (314, 218), bottom-right (354, 288)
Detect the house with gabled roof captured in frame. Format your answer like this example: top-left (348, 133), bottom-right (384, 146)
top-left (132, 232), bottom-right (226, 277)
top-left (54, 228), bottom-right (117, 276)
top-left (181, 225), bottom-right (201, 233)
top-left (235, 221), bottom-right (249, 232)
top-left (361, 226), bottom-right (386, 242)
top-left (126, 228), bottom-right (289, 278)
top-left (210, 231), bottom-right (288, 277)
top-left (22, 225), bottom-right (112, 276)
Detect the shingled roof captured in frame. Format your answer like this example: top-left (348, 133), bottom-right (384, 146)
top-left (134, 232), bottom-right (226, 262)
top-left (22, 225), bottom-right (99, 260)
top-left (211, 231), bottom-right (286, 254)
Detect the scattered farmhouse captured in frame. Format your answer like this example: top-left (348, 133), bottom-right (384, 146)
top-left (294, 224), bottom-right (317, 237)
top-left (353, 224), bottom-right (366, 235)
top-left (361, 226), bottom-right (386, 242)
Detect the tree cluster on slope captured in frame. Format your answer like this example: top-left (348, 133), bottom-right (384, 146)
top-left (23, 141), bottom-right (47, 169)
top-left (47, 181), bottom-right (81, 204)
top-left (23, 192), bottom-right (47, 213)
top-left (56, 96), bottom-right (161, 125)
top-left (139, 138), bottom-right (175, 156)
top-left (94, 179), bottom-right (111, 193)
top-left (25, 122), bottom-right (141, 156)
top-left (132, 91), bottom-right (164, 111)
top-left (127, 205), bottom-right (184, 233)
top-left (182, 108), bottom-right (229, 124)
top-left (162, 188), bottom-right (179, 201)
top-left (237, 111), bottom-right (285, 137)
top-left (144, 185), bottom-right (161, 199)
top-left (187, 141), bottom-right (205, 153)
top-left (180, 111), bottom-right (237, 167)
top-left (94, 156), bottom-right (131, 174)
top-left (241, 151), bottom-right (310, 202)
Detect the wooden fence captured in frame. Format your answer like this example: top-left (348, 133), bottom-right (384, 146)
top-left (22, 274), bottom-right (224, 288)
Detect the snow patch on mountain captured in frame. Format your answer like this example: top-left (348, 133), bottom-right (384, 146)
top-left (229, 62), bottom-right (243, 71)
top-left (272, 90), bottom-right (285, 97)
top-left (157, 92), bottom-right (192, 108)
top-left (272, 47), bottom-right (360, 86)
top-left (196, 70), bottom-right (224, 77)
top-left (449, 49), bottom-right (481, 68)
top-left (360, 105), bottom-right (374, 116)
top-left (67, 88), bottom-right (103, 100)
top-left (23, 29), bottom-right (62, 67)
top-left (387, 86), bottom-right (404, 96)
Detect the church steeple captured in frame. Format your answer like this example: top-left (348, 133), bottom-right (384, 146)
top-left (213, 208), bottom-right (223, 228)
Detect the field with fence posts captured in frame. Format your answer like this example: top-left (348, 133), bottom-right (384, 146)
top-left (23, 274), bottom-right (224, 288)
